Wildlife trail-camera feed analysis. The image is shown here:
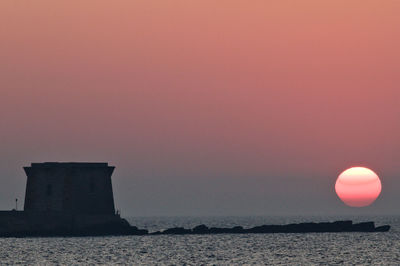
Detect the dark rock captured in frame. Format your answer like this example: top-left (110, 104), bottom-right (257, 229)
top-left (192, 224), bottom-right (209, 234)
top-left (332, 220), bottom-right (353, 232)
top-left (352, 222), bottom-right (375, 232)
top-left (375, 225), bottom-right (390, 232)
top-left (209, 227), bottom-right (233, 234)
top-left (162, 227), bottom-right (191, 235)
top-left (0, 217), bottom-right (390, 237)
top-left (231, 226), bottom-right (244, 233)
top-left (238, 220), bottom-right (388, 234)
top-left (129, 226), bottom-right (148, 235)
top-left (247, 225), bottom-right (280, 233)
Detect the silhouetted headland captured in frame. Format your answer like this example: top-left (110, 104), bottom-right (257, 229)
top-left (0, 162), bottom-right (390, 237)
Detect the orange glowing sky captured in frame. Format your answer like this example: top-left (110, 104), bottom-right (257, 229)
top-left (0, 1), bottom-right (400, 215)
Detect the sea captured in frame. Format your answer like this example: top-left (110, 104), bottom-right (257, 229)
top-left (0, 215), bottom-right (399, 265)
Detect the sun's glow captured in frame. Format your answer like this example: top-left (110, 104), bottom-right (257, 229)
top-left (335, 167), bottom-right (382, 207)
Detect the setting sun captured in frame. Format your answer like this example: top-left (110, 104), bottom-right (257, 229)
top-left (335, 167), bottom-right (382, 207)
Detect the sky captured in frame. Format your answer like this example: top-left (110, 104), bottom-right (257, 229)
top-left (1, 1), bottom-right (400, 216)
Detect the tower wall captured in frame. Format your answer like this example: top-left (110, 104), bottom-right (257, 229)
top-left (24, 163), bottom-right (115, 215)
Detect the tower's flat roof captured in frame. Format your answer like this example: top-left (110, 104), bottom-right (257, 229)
top-left (27, 162), bottom-right (112, 168)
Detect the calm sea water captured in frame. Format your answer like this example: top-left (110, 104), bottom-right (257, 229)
top-left (1, 215), bottom-right (399, 265)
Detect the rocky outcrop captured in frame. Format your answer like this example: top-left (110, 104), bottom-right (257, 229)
top-left (0, 211), bottom-right (148, 237)
top-left (149, 221), bottom-right (390, 235)
top-left (0, 213), bottom-right (390, 237)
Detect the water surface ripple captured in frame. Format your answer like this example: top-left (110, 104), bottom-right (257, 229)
top-left (1, 215), bottom-right (399, 265)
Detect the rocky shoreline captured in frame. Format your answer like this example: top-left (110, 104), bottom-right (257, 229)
top-left (1, 219), bottom-right (390, 237)
top-left (149, 220), bottom-right (390, 235)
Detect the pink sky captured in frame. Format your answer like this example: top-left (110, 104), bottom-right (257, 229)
top-left (1, 1), bottom-right (400, 215)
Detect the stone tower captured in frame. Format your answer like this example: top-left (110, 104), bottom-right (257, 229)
top-left (23, 162), bottom-right (116, 215)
